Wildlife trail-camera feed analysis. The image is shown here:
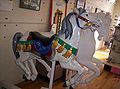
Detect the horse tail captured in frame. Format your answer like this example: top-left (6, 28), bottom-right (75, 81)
top-left (12, 32), bottom-right (23, 59)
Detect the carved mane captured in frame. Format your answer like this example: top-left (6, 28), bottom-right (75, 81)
top-left (59, 8), bottom-right (86, 39)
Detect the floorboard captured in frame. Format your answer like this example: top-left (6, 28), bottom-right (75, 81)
top-left (16, 70), bottom-right (120, 89)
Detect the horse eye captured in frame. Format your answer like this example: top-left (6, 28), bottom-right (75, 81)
top-left (86, 14), bottom-right (88, 16)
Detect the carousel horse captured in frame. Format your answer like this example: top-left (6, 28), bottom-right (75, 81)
top-left (12, 31), bottom-right (56, 81)
top-left (12, 9), bottom-right (63, 82)
top-left (12, 7), bottom-right (111, 89)
top-left (64, 12), bottom-right (111, 88)
top-left (12, 8), bottom-right (86, 89)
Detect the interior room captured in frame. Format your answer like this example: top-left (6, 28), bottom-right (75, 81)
top-left (0, 0), bottom-right (120, 89)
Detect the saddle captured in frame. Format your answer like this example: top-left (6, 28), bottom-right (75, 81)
top-left (29, 32), bottom-right (56, 46)
top-left (28, 32), bottom-right (56, 56)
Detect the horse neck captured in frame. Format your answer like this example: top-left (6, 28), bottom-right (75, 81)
top-left (58, 14), bottom-right (81, 49)
top-left (59, 27), bottom-right (80, 49)
top-left (79, 29), bottom-right (95, 43)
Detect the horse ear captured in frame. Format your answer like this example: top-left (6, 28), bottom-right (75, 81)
top-left (73, 8), bottom-right (79, 15)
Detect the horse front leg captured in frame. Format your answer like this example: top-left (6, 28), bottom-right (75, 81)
top-left (24, 60), bottom-right (32, 78)
top-left (24, 53), bottom-right (43, 81)
top-left (16, 59), bottom-right (31, 80)
top-left (24, 60), bottom-right (38, 81)
top-left (27, 59), bottom-right (38, 81)
top-left (60, 59), bottom-right (84, 88)
top-left (15, 51), bottom-right (33, 80)
top-left (41, 59), bottom-right (56, 89)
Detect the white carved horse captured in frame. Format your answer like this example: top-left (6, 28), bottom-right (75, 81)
top-left (12, 8), bottom-right (111, 89)
top-left (65, 12), bottom-right (111, 88)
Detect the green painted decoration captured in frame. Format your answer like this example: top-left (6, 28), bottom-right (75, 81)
top-left (55, 37), bottom-right (77, 55)
top-left (17, 40), bottom-right (33, 44)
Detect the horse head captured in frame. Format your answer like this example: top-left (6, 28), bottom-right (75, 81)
top-left (97, 12), bottom-right (111, 42)
top-left (88, 12), bottom-right (111, 42)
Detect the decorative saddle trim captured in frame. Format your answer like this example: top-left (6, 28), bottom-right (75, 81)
top-left (17, 40), bottom-right (33, 44)
top-left (17, 37), bottom-right (77, 58)
top-left (53, 37), bottom-right (77, 55)
top-left (17, 40), bottom-right (52, 56)
top-left (16, 40), bottom-right (33, 52)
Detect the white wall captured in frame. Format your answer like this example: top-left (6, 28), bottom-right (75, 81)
top-left (0, 0), bottom-right (50, 84)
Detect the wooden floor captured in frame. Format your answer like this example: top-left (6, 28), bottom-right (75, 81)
top-left (16, 70), bottom-right (120, 89)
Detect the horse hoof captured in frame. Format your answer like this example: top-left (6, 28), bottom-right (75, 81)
top-left (31, 74), bottom-right (37, 81)
top-left (63, 82), bottom-right (67, 87)
top-left (63, 82), bottom-right (74, 89)
top-left (70, 86), bottom-right (74, 89)
top-left (23, 74), bottom-right (29, 81)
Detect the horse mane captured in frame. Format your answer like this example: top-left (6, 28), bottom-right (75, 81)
top-left (59, 12), bottom-right (74, 39)
top-left (59, 8), bottom-right (86, 39)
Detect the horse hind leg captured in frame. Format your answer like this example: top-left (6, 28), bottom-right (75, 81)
top-left (71, 62), bottom-right (100, 88)
top-left (81, 57), bottom-right (103, 76)
top-left (92, 58), bottom-right (104, 73)
top-left (79, 62), bottom-right (100, 84)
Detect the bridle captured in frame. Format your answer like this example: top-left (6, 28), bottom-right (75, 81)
top-left (76, 13), bottom-right (99, 32)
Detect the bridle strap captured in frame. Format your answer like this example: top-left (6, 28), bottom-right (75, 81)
top-left (77, 14), bottom-right (99, 29)
top-left (75, 14), bottom-right (90, 29)
top-left (76, 14), bottom-right (97, 32)
top-left (78, 15), bottom-right (89, 23)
